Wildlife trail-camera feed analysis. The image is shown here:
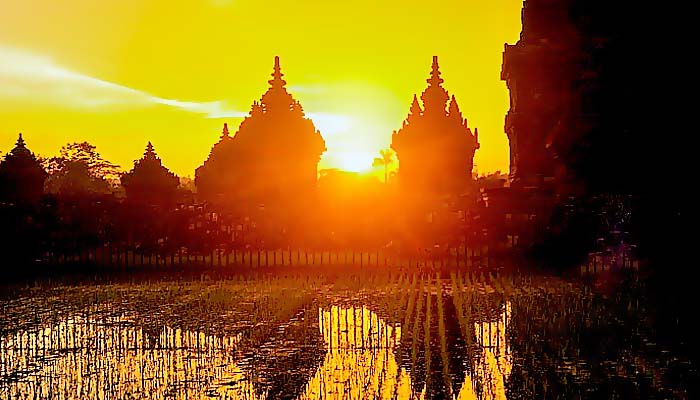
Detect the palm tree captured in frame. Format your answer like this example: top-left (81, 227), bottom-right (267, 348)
top-left (372, 149), bottom-right (394, 183)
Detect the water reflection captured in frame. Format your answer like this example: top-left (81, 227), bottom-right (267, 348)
top-left (0, 311), bottom-right (249, 399)
top-left (0, 276), bottom-right (692, 399)
top-left (300, 305), bottom-right (413, 399)
top-left (0, 296), bottom-right (515, 399)
top-left (301, 300), bottom-right (513, 400)
top-left (457, 302), bottom-right (511, 400)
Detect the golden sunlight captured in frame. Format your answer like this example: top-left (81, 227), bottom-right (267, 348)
top-left (0, 0), bottom-right (688, 398)
top-left (0, 0), bottom-right (521, 176)
top-left (333, 151), bottom-right (375, 173)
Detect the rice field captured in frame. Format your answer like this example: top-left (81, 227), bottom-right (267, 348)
top-left (0, 271), bottom-right (693, 399)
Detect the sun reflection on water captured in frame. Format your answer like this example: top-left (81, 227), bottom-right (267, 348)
top-left (300, 305), bottom-right (415, 399)
top-left (458, 301), bottom-right (512, 400)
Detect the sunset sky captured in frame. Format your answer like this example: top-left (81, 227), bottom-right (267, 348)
top-left (0, 0), bottom-right (521, 177)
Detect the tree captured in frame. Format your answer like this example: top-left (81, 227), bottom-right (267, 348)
top-left (476, 171), bottom-right (508, 190)
top-left (372, 149), bottom-right (394, 183)
top-left (44, 142), bottom-right (121, 196)
top-left (47, 142), bottom-right (121, 180)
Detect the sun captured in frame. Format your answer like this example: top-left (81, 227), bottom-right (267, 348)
top-left (334, 150), bottom-right (375, 173)
top-left (309, 112), bottom-right (388, 174)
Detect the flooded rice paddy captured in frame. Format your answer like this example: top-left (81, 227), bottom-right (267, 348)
top-left (0, 271), bottom-right (694, 399)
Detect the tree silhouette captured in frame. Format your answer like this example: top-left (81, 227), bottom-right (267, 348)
top-left (47, 142), bottom-right (120, 180)
top-left (44, 142), bottom-right (120, 196)
top-left (372, 149), bottom-right (394, 183)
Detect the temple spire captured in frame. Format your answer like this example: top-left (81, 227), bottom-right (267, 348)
top-left (410, 94), bottom-right (422, 115)
top-left (260, 56), bottom-right (294, 112)
top-left (11, 133), bottom-right (32, 157)
top-left (144, 141), bottom-right (157, 160)
top-left (251, 100), bottom-right (262, 115)
top-left (421, 56), bottom-right (449, 114)
top-left (407, 94), bottom-right (423, 124)
top-left (427, 55), bottom-right (444, 87)
top-left (16, 133), bottom-right (26, 148)
top-left (448, 95), bottom-right (461, 116)
top-left (220, 123), bottom-right (230, 140)
top-left (268, 56), bottom-right (286, 88)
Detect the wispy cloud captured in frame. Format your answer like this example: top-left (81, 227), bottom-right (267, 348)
top-left (0, 45), bottom-right (247, 118)
top-left (287, 85), bottom-right (325, 94)
top-left (0, 45), bottom-right (361, 147)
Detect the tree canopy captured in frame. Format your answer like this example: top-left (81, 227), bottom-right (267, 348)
top-left (44, 142), bottom-right (121, 196)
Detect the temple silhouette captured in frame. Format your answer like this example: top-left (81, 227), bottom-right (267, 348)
top-left (501, 0), bottom-right (654, 195)
top-left (0, 133), bottom-right (46, 205)
top-left (391, 56), bottom-right (479, 196)
top-left (0, 0), bottom-right (681, 272)
top-left (121, 142), bottom-right (179, 207)
top-left (195, 56), bottom-right (326, 206)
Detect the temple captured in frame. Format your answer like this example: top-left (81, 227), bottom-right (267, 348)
top-left (501, 0), bottom-right (574, 188)
top-left (196, 56), bottom-right (326, 205)
top-left (502, 0), bottom-right (650, 193)
top-left (391, 56), bottom-right (479, 196)
top-left (121, 142), bottom-right (179, 207)
top-left (0, 133), bottom-right (47, 205)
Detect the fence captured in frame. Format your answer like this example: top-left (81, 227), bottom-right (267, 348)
top-left (579, 244), bottom-right (639, 275)
top-left (39, 245), bottom-right (506, 271)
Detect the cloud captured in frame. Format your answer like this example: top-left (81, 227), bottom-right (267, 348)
top-left (0, 45), bottom-right (361, 149)
top-left (287, 85), bottom-right (324, 94)
top-left (153, 98), bottom-right (246, 118)
top-left (0, 45), bottom-right (247, 118)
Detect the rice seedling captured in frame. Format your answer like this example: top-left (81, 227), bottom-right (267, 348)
top-left (423, 277), bottom-right (432, 394)
top-left (435, 276), bottom-right (453, 397)
top-left (410, 276), bottom-right (424, 380)
top-left (0, 267), bottom-right (694, 399)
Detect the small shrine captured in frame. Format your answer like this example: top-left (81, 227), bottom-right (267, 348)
top-left (121, 142), bottom-right (179, 206)
top-left (0, 133), bottom-right (47, 204)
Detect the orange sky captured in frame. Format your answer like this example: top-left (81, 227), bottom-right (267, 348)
top-left (0, 0), bottom-right (521, 177)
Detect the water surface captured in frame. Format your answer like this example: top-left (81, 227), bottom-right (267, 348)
top-left (0, 273), bottom-right (692, 399)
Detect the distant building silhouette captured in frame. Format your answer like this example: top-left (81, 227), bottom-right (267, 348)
top-left (391, 56), bottom-right (479, 195)
top-left (0, 133), bottom-right (47, 205)
top-left (121, 142), bottom-right (179, 207)
top-left (196, 56), bottom-right (326, 205)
